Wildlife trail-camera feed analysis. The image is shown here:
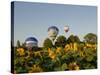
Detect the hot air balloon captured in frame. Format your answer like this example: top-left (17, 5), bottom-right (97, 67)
top-left (64, 26), bottom-right (69, 32)
top-left (48, 26), bottom-right (59, 42)
top-left (25, 37), bottom-right (38, 50)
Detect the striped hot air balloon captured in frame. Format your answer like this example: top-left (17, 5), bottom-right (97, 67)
top-left (25, 37), bottom-right (38, 50)
top-left (48, 26), bottom-right (59, 41)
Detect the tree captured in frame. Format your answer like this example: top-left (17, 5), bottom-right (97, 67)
top-left (16, 40), bottom-right (21, 48)
top-left (43, 38), bottom-right (53, 48)
top-left (67, 35), bottom-right (80, 43)
top-left (22, 43), bottom-right (26, 48)
top-left (84, 33), bottom-right (97, 44)
top-left (55, 35), bottom-right (67, 47)
top-left (74, 35), bottom-right (80, 43)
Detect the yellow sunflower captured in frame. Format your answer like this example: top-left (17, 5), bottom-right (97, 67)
top-left (68, 62), bottom-right (80, 70)
top-left (29, 65), bottom-right (43, 73)
top-left (56, 47), bottom-right (62, 54)
top-left (17, 48), bottom-right (25, 56)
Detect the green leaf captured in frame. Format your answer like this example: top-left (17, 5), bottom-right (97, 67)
top-left (61, 63), bottom-right (68, 70)
top-left (86, 55), bottom-right (94, 62)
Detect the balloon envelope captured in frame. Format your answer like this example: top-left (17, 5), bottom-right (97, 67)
top-left (25, 37), bottom-right (38, 49)
top-left (48, 26), bottom-right (59, 41)
top-left (64, 26), bottom-right (69, 32)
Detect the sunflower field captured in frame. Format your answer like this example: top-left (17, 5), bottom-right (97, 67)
top-left (12, 41), bottom-right (97, 74)
top-left (11, 33), bottom-right (97, 74)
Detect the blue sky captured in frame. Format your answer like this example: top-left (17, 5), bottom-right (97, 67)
top-left (14, 1), bottom-right (97, 46)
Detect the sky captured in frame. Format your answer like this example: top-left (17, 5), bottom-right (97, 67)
top-left (13, 1), bottom-right (97, 47)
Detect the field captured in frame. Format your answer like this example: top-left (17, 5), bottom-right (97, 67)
top-left (12, 33), bottom-right (97, 74)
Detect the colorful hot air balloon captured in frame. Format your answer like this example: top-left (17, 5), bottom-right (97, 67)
top-left (25, 37), bottom-right (38, 50)
top-left (64, 26), bottom-right (69, 32)
top-left (48, 26), bottom-right (59, 41)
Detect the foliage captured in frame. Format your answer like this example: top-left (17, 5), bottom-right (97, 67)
top-left (13, 33), bottom-right (97, 74)
top-left (43, 38), bottom-right (53, 48)
top-left (67, 35), bottom-right (80, 43)
top-left (84, 33), bottom-right (97, 44)
top-left (16, 40), bottom-right (21, 48)
top-left (55, 35), bottom-right (67, 47)
top-left (13, 44), bottom-right (97, 73)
